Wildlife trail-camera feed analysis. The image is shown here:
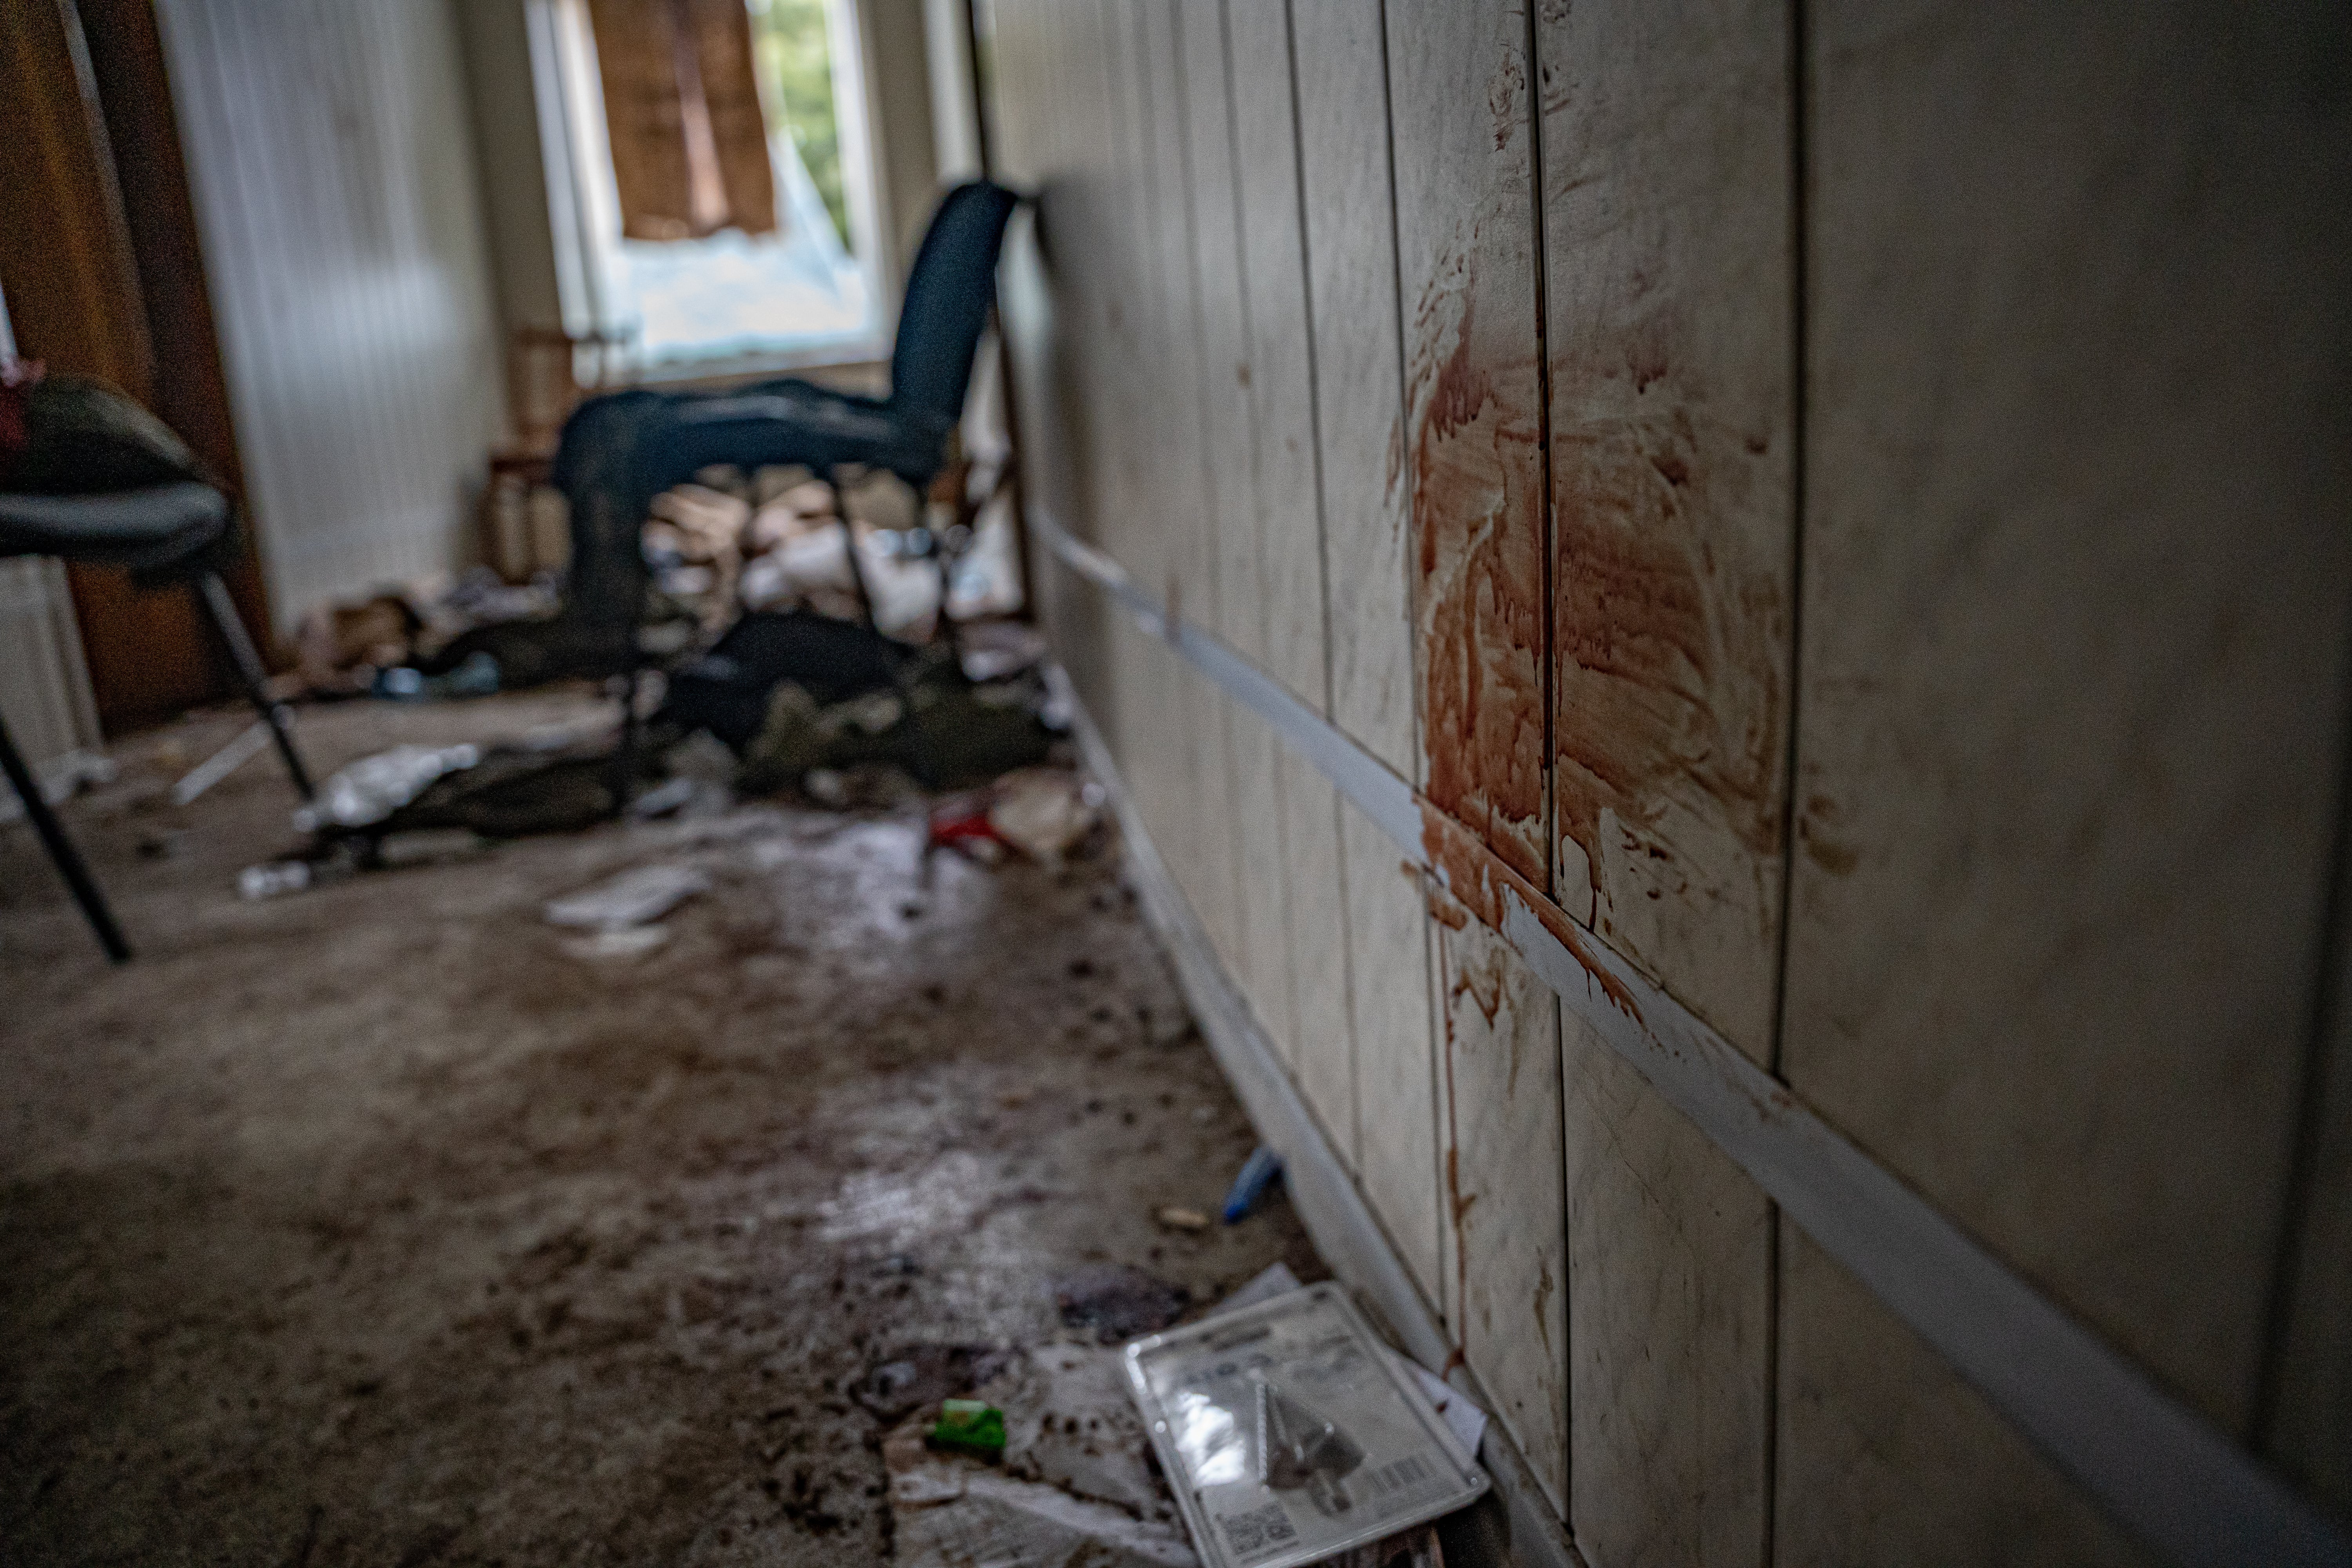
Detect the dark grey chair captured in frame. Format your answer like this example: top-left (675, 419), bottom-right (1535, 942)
top-left (0, 482), bottom-right (314, 962)
top-left (538, 179), bottom-right (1023, 674)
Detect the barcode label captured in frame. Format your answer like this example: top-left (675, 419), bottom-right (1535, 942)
top-left (1216, 1501), bottom-right (1299, 1561)
top-left (1359, 1452), bottom-right (1434, 1501)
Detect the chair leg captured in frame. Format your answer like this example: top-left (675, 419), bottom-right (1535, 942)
top-left (826, 474), bottom-right (879, 631)
top-left (0, 715), bottom-right (131, 963)
top-left (934, 553), bottom-right (963, 659)
top-left (607, 665), bottom-right (642, 818)
top-left (194, 572), bottom-right (315, 802)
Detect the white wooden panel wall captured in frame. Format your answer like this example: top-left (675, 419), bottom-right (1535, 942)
top-left (156, 0), bottom-right (506, 630)
top-left (989, 0), bottom-right (2352, 1561)
top-left (1777, 0), bottom-right (2352, 1553)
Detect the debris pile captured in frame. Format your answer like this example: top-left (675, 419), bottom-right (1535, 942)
top-left (644, 462), bottom-right (1022, 642)
top-left (241, 458), bottom-right (1054, 910)
top-left (543, 860), bottom-right (710, 961)
top-left (290, 570), bottom-right (559, 699)
top-left (869, 1262), bottom-right (1488, 1568)
top-left (654, 606), bottom-right (1063, 801)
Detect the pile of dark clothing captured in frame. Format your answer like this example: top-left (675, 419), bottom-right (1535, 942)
top-left (653, 608), bottom-right (1058, 796)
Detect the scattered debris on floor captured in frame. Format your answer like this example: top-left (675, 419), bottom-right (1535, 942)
top-left (295, 592), bottom-right (423, 695)
top-left (238, 855), bottom-right (336, 900)
top-left (645, 463), bottom-right (1025, 642)
top-left (1055, 1264), bottom-right (1193, 1344)
top-left (169, 719), bottom-right (271, 805)
top-left (290, 570), bottom-right (559, 699)
top-left (543, 861), bottom-right (711, 931)
top-left (880, 1339), bottom-right (1199, 1568)
top-left (987, 766), bottom-right (1104, 862)
top-left (887, 1452), bottom-right (1200, 1568)
top-left (1221, 1146), bottom-right (1286, 1224)
top-left (875, 1259), bottom-right (1490, 1568)
top-left (3, 686), bottom-right (1495, 1562)
top-left (854, 1344), bottom-right (1017, 1424)
top-left (929, 1398), bottom-right (1009, 1458)
top-left (1327, 1525), bottom-right (1446, 1568)
top-left (296, 742), bottom-right (483, 832)
top-left (1124, 1282), bottom-right (1488, 1568)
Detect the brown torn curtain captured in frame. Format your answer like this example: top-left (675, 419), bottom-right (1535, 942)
top-left (585, 0), bottom-right (778, 241)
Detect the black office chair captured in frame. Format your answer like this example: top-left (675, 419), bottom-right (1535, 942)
top-left (0, 481), bottom-right (314, 963)
top-left (509, 179), bottom-right (1022, 684)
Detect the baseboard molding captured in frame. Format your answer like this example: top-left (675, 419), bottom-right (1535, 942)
top-left (1061, 669), bottom-right (1581, 1568)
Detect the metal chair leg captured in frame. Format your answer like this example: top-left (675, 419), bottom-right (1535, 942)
top-left (0, 715), bottom-right (130, 963)
top-left (826, 472), bottom-right (880, 631)
top-left (607, 664), bottom-right (642, 818)
top-left (194, 571), bottom-right (315, 802)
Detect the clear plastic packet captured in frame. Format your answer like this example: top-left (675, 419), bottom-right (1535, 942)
top-left (1122, 1282), bottom-right (1488, 1568)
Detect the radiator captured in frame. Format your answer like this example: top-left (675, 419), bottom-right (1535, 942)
top-left (0, 555), bottom-right (106, 803)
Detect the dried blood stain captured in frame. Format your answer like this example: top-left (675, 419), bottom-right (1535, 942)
top-left (1409, 222), bottom-right (1550, 889)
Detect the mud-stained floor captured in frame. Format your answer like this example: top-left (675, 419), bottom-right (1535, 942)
top-left (0, 690), bottom-right (1323, 1566)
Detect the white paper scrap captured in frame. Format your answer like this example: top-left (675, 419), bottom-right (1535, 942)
top-left (544, 863), bottom-right (710, 930)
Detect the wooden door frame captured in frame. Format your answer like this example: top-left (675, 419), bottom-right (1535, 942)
top-left (0, 0), bottom-right (273, 732)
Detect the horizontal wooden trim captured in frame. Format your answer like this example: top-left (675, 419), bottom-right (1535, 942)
top-left (1032, 507), bottom-right (2352, 1568)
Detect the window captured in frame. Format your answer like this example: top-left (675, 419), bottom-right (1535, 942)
top-left (531, 0), bottom-right (890, 379)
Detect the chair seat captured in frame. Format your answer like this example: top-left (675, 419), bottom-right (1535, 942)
top-left (0, 483), bottom-right (230, 577)
top-left (672, 379), bottom-right (950, 488)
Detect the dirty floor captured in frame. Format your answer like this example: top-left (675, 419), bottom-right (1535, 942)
top-left (0, 690), bottom-right (1323, 1565)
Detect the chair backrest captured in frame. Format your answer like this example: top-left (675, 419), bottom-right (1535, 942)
top-left (887, 180), bottom-right (1020, 431)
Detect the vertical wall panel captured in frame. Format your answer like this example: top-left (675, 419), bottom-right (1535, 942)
top-left (1280, 766), bottom-right (1355, 1155)
top-left (1532, 4), bottom-right (1786, 1563)
top-left (1387, 0), bottom-right (1548, 882)
top-left (1177, 0), bottom-right (1259, 664)
top-left (1120, 0), bottom-right (1200, 907)
top-left (1227, 0), bottom-right (1325, 711)
top-left (1294, 0), bottom-right (1414, 779)
top-left (1166, 0), bottom-right (1254, 978)
top-left (1230, 715), bottom-right (1299, 1071)
top-left (1776, 1227), bottom-right (2152, 1568)
top-left (1780, 0), bottom-right (2352, 1554)
top-left (1027, 0), bottom-right (1118, 727)
top-left (1290, 0), bottom-right (1432, 1254)
top-left (997, 0), bottom-right (1112, 714)
top-left (1536, 0), bottom-right (1793, 1044)
top-left (1435, 913), bottom-right (1568, 1514)
top-left (1179, 0), bottom-right (1293, 1065)
top-left (1563, 1011), bottom-right (1769, 1568)
top-left (1224, 0), bottom-right (1354, 1160)
top-left (1132, 0), bottom-right (1238, 964)
top-left (1342, 800), bottom-right (1443, 1299)
top-left (158, 0), bottom-right (505, 628)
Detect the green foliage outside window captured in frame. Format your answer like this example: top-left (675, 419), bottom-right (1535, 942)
top-left (746, 0), bottom-right (854, 253)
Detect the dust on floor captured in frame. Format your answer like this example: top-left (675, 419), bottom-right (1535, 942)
top-left (0, 690), bottom-right (1323, 1566)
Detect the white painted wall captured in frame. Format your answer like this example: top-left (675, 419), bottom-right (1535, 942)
top-left (155, 0), bottom-right (506, 630)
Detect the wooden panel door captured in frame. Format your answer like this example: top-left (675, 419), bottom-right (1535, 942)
top-left (0, 0), bottom-right (265, 730)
